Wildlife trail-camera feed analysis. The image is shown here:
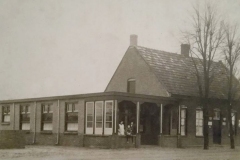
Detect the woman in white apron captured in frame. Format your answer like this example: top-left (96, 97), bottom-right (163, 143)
top-left (118, 121), bottom-right (125, 135)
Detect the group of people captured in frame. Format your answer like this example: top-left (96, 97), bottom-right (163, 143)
top-left (118, 121), bottom-right (135, 143)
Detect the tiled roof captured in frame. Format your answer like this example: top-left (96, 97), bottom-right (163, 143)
top-left (136, 46), bottom-right (231, 99)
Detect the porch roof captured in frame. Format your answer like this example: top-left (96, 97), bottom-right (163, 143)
top-left (0, 92), bottom-right (177, 104)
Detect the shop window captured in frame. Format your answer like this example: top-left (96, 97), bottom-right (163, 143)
top-left (127, 79), bottom-right (136, 93)
top-left (95, 101), bottom-right (103, 134)
top-left (2, 105), bottom-right (10, 123)
top-left (65, 103), bottom-right (78, 131)
top-left (85, 101), bottom-right (114, 135)
top-left (180, 107), bottom-right (187, 136)
top-left (41, 104), bottom-right (53, 131)
top-left (104, 101), bottom-right (113, 135)
top-left (20, 105), bottom-right (30, 130)
top-left (196, 109), bottom-right (203, 136)
top-left (86, 102), bottom-right (94, 134)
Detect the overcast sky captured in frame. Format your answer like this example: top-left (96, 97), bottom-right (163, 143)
top-left (0, 0), bottom-right (239, 100)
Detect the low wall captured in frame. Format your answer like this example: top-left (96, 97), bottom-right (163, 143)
top-left (84, 134), bottom-right (140, 149)
top-left (0, 130), bottom-right (25, 149)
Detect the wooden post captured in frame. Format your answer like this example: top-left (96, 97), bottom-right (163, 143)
top-left (136, 102), bottom-right (140, 134)
top-left (160, 104), bottom-right (163, 134)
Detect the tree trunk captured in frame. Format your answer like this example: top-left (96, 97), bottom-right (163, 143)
top-left (228, 104), bottom-right (235, 149)
top-left (203, 99), bottom-right (209, 150)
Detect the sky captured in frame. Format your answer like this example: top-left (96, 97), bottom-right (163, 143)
top-left (0, 0), bottom-right (239, 100)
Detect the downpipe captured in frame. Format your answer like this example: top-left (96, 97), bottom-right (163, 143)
top-left (55, 99), bottom-right (60, 145)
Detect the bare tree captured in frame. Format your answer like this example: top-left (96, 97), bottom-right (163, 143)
top-left (222, 23), bottom-right (240, 149)
top-left (183, 2), bottom-right (224, 149)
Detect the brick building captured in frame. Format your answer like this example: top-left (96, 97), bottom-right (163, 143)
top-left (0, 35), bottom-right (239, 148)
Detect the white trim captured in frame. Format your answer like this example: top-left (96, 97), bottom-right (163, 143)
top-left (94, 101), bottom-right (103, 135)
top-left (178, 105), bottom-right (181, 134)
top-left (104, 100), bottom-right (113, 135)
top-left (114, 100), bottom-right (117, 134)
top-left (85, 102), bottom-right (94, 134)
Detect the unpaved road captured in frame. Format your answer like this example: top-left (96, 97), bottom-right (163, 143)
top-left (0, 145), bottom-right (240, 160)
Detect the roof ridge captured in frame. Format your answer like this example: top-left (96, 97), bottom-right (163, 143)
top-left (136, 45), bottom-right (178, 56)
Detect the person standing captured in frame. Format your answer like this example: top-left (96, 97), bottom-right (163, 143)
top-left (126, 125), bottom-right (133, 143)
top-left (118, 121), bottom-right (125, 135)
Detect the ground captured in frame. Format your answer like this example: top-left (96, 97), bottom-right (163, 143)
top-left (0, 145), bottom-right (240, 160)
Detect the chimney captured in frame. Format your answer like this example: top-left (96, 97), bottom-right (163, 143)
top-left (130, 34), bottom-right (138, 46)
top-left (181, 44), bottom-right (190, 57)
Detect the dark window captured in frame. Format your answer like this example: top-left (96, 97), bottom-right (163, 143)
top-left (41, 104), bottom-right (53, 131)
top-left (20, 105), bottom-right (30, 130)
top-left (65, 103), bottom-right (78, 131)
top-left (127, 79), bottom-right (136, 93)
top-left (2, 105), bottom-right (10, 123)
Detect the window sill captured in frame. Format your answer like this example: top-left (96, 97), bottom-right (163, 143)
top-left (64, 131), bottom-right (78, 135)
top-left (1, 122), bottom-right (10, 125)
top-left (195, 136), bottom-right (204, 138)
top-left (40, 131), bottom-right (53, 134)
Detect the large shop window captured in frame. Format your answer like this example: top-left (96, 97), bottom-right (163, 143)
top-left (20, 105), bottom-right (30, 130)
top-left (2, 105), bottom-right (10, 123)
top-left (65, 103), bottom-right (78, 131)
top-left (180, 107), bottom-right (187, 136)
top-left (85, 101), bottom-right (113, 135)
top-left (41, 104), bottom-right (53, 131)
top-left (196, 109), bottom-right (203, 136)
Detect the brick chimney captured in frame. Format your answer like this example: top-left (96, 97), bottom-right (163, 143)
top-left (181, 44), bottom-right (190, 57)
top-left (130, 34), bottom-right (138, 46)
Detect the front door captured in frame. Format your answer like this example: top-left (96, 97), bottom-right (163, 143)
top-left (140, 103), bottom-right (160, 145)
top-left (213, 110), bottom-right (221, 144)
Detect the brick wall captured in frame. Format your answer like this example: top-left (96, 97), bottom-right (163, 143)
top-left (0, 130), bottom-right (25, 149)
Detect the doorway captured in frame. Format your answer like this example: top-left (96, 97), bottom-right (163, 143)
top-left (140, 103), bottom-right (160, 145)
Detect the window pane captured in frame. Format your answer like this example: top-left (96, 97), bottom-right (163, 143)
top-left (96, 122), bottom-right (102, 128)
top-left (127, 80), bottom-right (136, 93)
top-left (105, 122), bottom-right (112, 128)
top-left (21, 114), bottom-right (30, 122)
top-left (67, 104), bottom-right (72, 112)
top-left (21, 123), bottom-right (30, 130)
top-left (87, 122), bottom-right (93, 127)
top-left (66, 112), bottom-right (78, 122)
top-left (48, 105), bottom-right (53, 113)
top-left (3, 115), bottom-right (10, 122)
top-left (43, 123), bottom-right (52, 131)
top-left (181, 109), bottom-right (186, 118)
top-left (67, 123), bottom-right (78, 131)
top-left (86, 102), bottom-right (94, 129)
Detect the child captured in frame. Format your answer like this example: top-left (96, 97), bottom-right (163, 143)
top-left (126, 125), bottom-right (133, 143)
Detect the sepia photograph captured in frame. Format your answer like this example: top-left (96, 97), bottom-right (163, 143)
top-left (0, 0), bottom-right (240, 159)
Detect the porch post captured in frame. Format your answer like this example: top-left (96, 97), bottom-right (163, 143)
top-left (177, 105), bottom-right (182, 148)
top-left (136, 102), bottom-right (140, 134)
top-left (114, 100), bottom-right (118, 134)
top-left (160, 104), bottom-right (163, 134)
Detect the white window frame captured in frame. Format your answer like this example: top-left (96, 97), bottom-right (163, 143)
top-left (41, 104), bottom-right (53, 131)
top-left (180, 106), bottom-right (187, 136)
top-left (196, 109), bottom-right (203, 136)
top-left (2, 105), bottom-right (10, 123)
top-left (65, 103), bottom-right (78, 131)
top-left (127, 78), bottom-right (136, 93)
top-left (95, 101), bottom-right (103, 135)
top-left (104, 100), bottom-right (113, 135)
top-left (20, 105), bottom-right (30, 130)
top-left (86, 102), bottom-right (94, 134)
